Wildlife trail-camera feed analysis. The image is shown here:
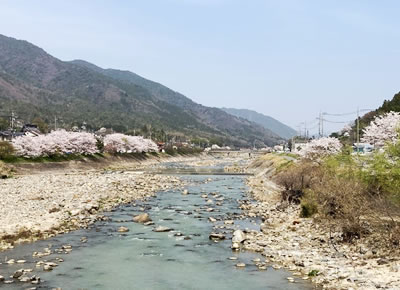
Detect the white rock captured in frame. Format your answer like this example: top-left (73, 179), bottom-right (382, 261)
top-left (232, 230), bottom-right (246, 243)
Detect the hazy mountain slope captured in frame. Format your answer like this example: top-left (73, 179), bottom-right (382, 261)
top-left (0, 34), bottom-right (282, 146)
top-left (0, 35), bottom-right (205, 134)
top-left (71, 60), bottom-right (284, 145)
top-left (221, 108), bottom-right (296, 139)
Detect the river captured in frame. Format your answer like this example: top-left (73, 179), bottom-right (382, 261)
top-left (0, 163), bottom-right (312, 289)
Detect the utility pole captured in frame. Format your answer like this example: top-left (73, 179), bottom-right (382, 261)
top-left (356, 107), bottom-right (360, 153)
top-left (305, 121), bottom-right (309, 139)
top-left (321, 114), bottom-right (324, 137)
top-left (54, 116), bottom-right (57, 131)
top-left (11, 111), bottom-right (14, 131)
top-left (318, 112), bottom-right (321, 138)
top-left (10, 110), bottom-right (15, 139)
top-left (318, 112), bottom-right (324, 138)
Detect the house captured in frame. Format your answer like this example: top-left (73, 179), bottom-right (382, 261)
top-left (21, 124), bottom-right (41, 137)
top-left (353, 143), bottom-right (374, 154)
top-left (0, 124), bottom-right (41, 141)
top-left (0, 131), bottom-right (13, 141)
top-left (0, 131), bottom-right (24, 141)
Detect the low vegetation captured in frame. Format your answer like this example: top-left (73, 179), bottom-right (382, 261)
top-left (276, 142), bottom-right (400, 250)
top-left (274, 113), bottom-right (400, 251)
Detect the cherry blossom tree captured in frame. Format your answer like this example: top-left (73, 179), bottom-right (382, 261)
top-left (103, 133), bottom-right (158, 153)
top-left (12, 130), bottom-right (98, 157)
top-left (298, 137), bottom-right (342, 160)
top-left (361, 112), bottom-right (400, 147)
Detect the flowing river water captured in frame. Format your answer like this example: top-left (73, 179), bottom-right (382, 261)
top-left (0, 164), bottom-right (312, 289)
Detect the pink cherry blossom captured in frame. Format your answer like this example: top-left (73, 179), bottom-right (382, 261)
top-left (361, 112), bottom-right (400, 146)
top-left (12, 130), bottom-right (99, 157)
top-left (103, 133), bottom-right (158, 153)
top-left (298, 137), bottom-right (342, 160)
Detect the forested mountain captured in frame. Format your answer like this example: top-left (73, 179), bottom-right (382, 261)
top-left (0, 34), bottom-right (283, 147)
top-left (220, 108), bottom-right (296, 139)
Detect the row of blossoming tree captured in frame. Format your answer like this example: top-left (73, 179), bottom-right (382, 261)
top-left (296, 111), bottom-right (400, 159)
top-left (12, 130), bottom-right (158, 158)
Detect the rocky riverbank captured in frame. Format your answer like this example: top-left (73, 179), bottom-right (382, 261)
top-left (0, 170), bottom-right (183, 251)
top-left (241, 155), bottom-right (400, 290)
top-left (0, 153), bottom-right (250, 252)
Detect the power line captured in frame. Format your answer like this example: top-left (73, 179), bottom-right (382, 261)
top-left (323, 108), bottom-right (373, 116)
top-left (322, 118), bottom-right (354, 124)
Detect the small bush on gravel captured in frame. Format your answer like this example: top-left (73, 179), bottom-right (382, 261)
top-left (275, 161), bottom-right (320, 204)
top-left (0, 141), bottom-right (15, 160)
top-left (300, 198), bottom-right (318, 218)
top-left (0, 160), bottom-right (13, 178)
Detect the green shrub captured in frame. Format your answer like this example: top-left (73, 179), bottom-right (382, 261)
top-left (308, 270), bottom-right (319, 277)
top-left (96, 138), bottom-right (104, 152)
top-left (300, 199), bottom-right (318, 218)
top-left (0, 141), bottom-right (15, 160)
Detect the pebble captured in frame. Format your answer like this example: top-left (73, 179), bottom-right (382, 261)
top-left (287, 277), bottom-right (295, 283)
top-left (133, 213), bottom-right (151, 223)
top-left (117, 226), bottom-right (129, 232)
top-left (208, 217), bottom-right (217, 223)
top-left (12, 269), bottom-right (24, 279)
top-left (231, 242), bottom-right (240, 250)
top-left (209, 233), bottom-right (225, 240)
top-left (153, 226), bottom-right (172, 232)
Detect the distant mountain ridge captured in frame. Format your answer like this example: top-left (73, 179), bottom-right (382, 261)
top-left (221, 108), bottom-right (296, 139)
top-left (0, 34), bottom-right (283, 147)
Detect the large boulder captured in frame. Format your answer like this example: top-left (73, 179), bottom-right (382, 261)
top-left (133, 213), bottom-right (151, 223)
top-left (232, 230), bottom-right (246, 243)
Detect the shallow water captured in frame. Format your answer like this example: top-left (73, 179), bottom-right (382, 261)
top-left (0, 173), bottom-right (312, 290)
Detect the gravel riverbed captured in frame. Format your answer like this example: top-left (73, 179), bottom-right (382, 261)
top-left (0, 171), bottom-right (182, 251)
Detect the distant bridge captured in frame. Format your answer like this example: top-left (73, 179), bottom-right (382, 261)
top-left (207, 149), bottom-right (268, 157)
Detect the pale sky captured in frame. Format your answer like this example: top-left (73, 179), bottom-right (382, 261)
top-left (1, 0), bottom-right (399, 135)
